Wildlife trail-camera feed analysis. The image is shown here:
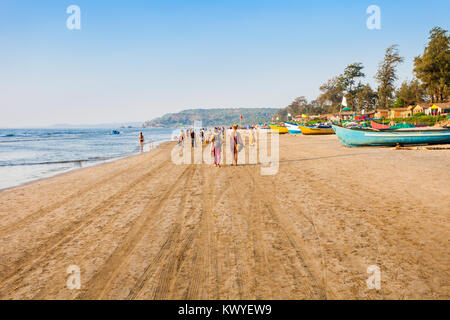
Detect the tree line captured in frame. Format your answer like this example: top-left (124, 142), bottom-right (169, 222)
top-left (275, 27), bottom-right (449, 120)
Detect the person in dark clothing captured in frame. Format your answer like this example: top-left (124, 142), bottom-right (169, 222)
top-left (190, 129), bottom-right (195, 147)
top-left (139, 132), bottom-right (144, 153)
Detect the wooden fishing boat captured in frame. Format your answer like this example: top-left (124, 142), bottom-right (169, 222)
top-left (269, 124), bottom-right (289, 134)
top-left (332, 124), bottom-right (450, 147)
top-left (297, 124), bottom-right (335, 135)
top-left (284, 122), bottom-right (302, 134)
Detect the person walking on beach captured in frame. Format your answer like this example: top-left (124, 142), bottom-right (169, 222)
top-left (139, 132), bottom-right (144, 152)
top-left (210, 127), bottom-right (223, 167)
top-left (190, 129), bottom-right (195, 148)
top-left (230, 124), bottom-right (242, 166)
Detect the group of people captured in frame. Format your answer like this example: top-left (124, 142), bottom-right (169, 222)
top-left (178, 125), bottom-right (257, 166)
top-left (179, 127), bottom-right (219, 148)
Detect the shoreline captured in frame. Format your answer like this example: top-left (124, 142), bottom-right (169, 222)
top-left (0, 140), bottom-right (172, 193)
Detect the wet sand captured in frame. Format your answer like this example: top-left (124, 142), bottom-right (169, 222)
top-left (0, 135), bottom-right (449, 299)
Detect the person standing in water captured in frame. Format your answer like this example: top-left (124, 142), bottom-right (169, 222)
top-left (139, 132), bottom-right (144, 153)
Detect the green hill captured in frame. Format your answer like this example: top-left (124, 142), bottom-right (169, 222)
top-left (143, 108), bottom-right (279, 128)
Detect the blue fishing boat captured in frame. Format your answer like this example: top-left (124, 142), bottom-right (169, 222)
top-left (332, 124), bottom-right (450, 147)
top-left (284, 122), bottom-right (302, 134)
top-left (111, 130), bottom-right (120, 135)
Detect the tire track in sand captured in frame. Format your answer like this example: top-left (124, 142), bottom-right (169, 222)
top-left (0, 152), bottom-right (161, 237)
top-left (227, 167), bottom-right (277, 299)
top-left (225, 168), bottom-right (254, 299)
top-left (0, 160), bottom-right (170, 295)
top-left (29, 162), bottom-right (179, 299)
top-left (244, 166), bottom-right (328, 299)
top-left (288, 170), bottom-right (383, 299)
top-left (79, 165), bottom-right (196, 300)
top-left (181, 165), bottom-right (220, 299)
top-left (127, 166), bottom-right (201, 300)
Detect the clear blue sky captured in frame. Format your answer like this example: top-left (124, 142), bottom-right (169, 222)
top-left (0, 0), bottom-right (448, 127)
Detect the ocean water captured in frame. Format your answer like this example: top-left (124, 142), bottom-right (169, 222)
top-left (0, 127), bottom-right (175, 190)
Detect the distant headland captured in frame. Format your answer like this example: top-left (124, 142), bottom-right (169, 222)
top-left (142, 108), bottom-right (279, 128)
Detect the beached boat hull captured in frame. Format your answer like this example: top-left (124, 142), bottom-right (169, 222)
top-left (283, 122), bottom-right (302, 134)
top-left (297, 124), bottom-right (334, 135)
top-left (269, 125), bottom-right (289, 134)
top-left (332, 125), bottom-right (450, 147)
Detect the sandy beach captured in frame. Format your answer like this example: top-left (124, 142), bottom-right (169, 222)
top-left (0, 135), bottom-right (449, 300)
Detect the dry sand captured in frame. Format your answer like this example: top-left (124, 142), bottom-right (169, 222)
top-left (0, 135), bottom-right (449, 299)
